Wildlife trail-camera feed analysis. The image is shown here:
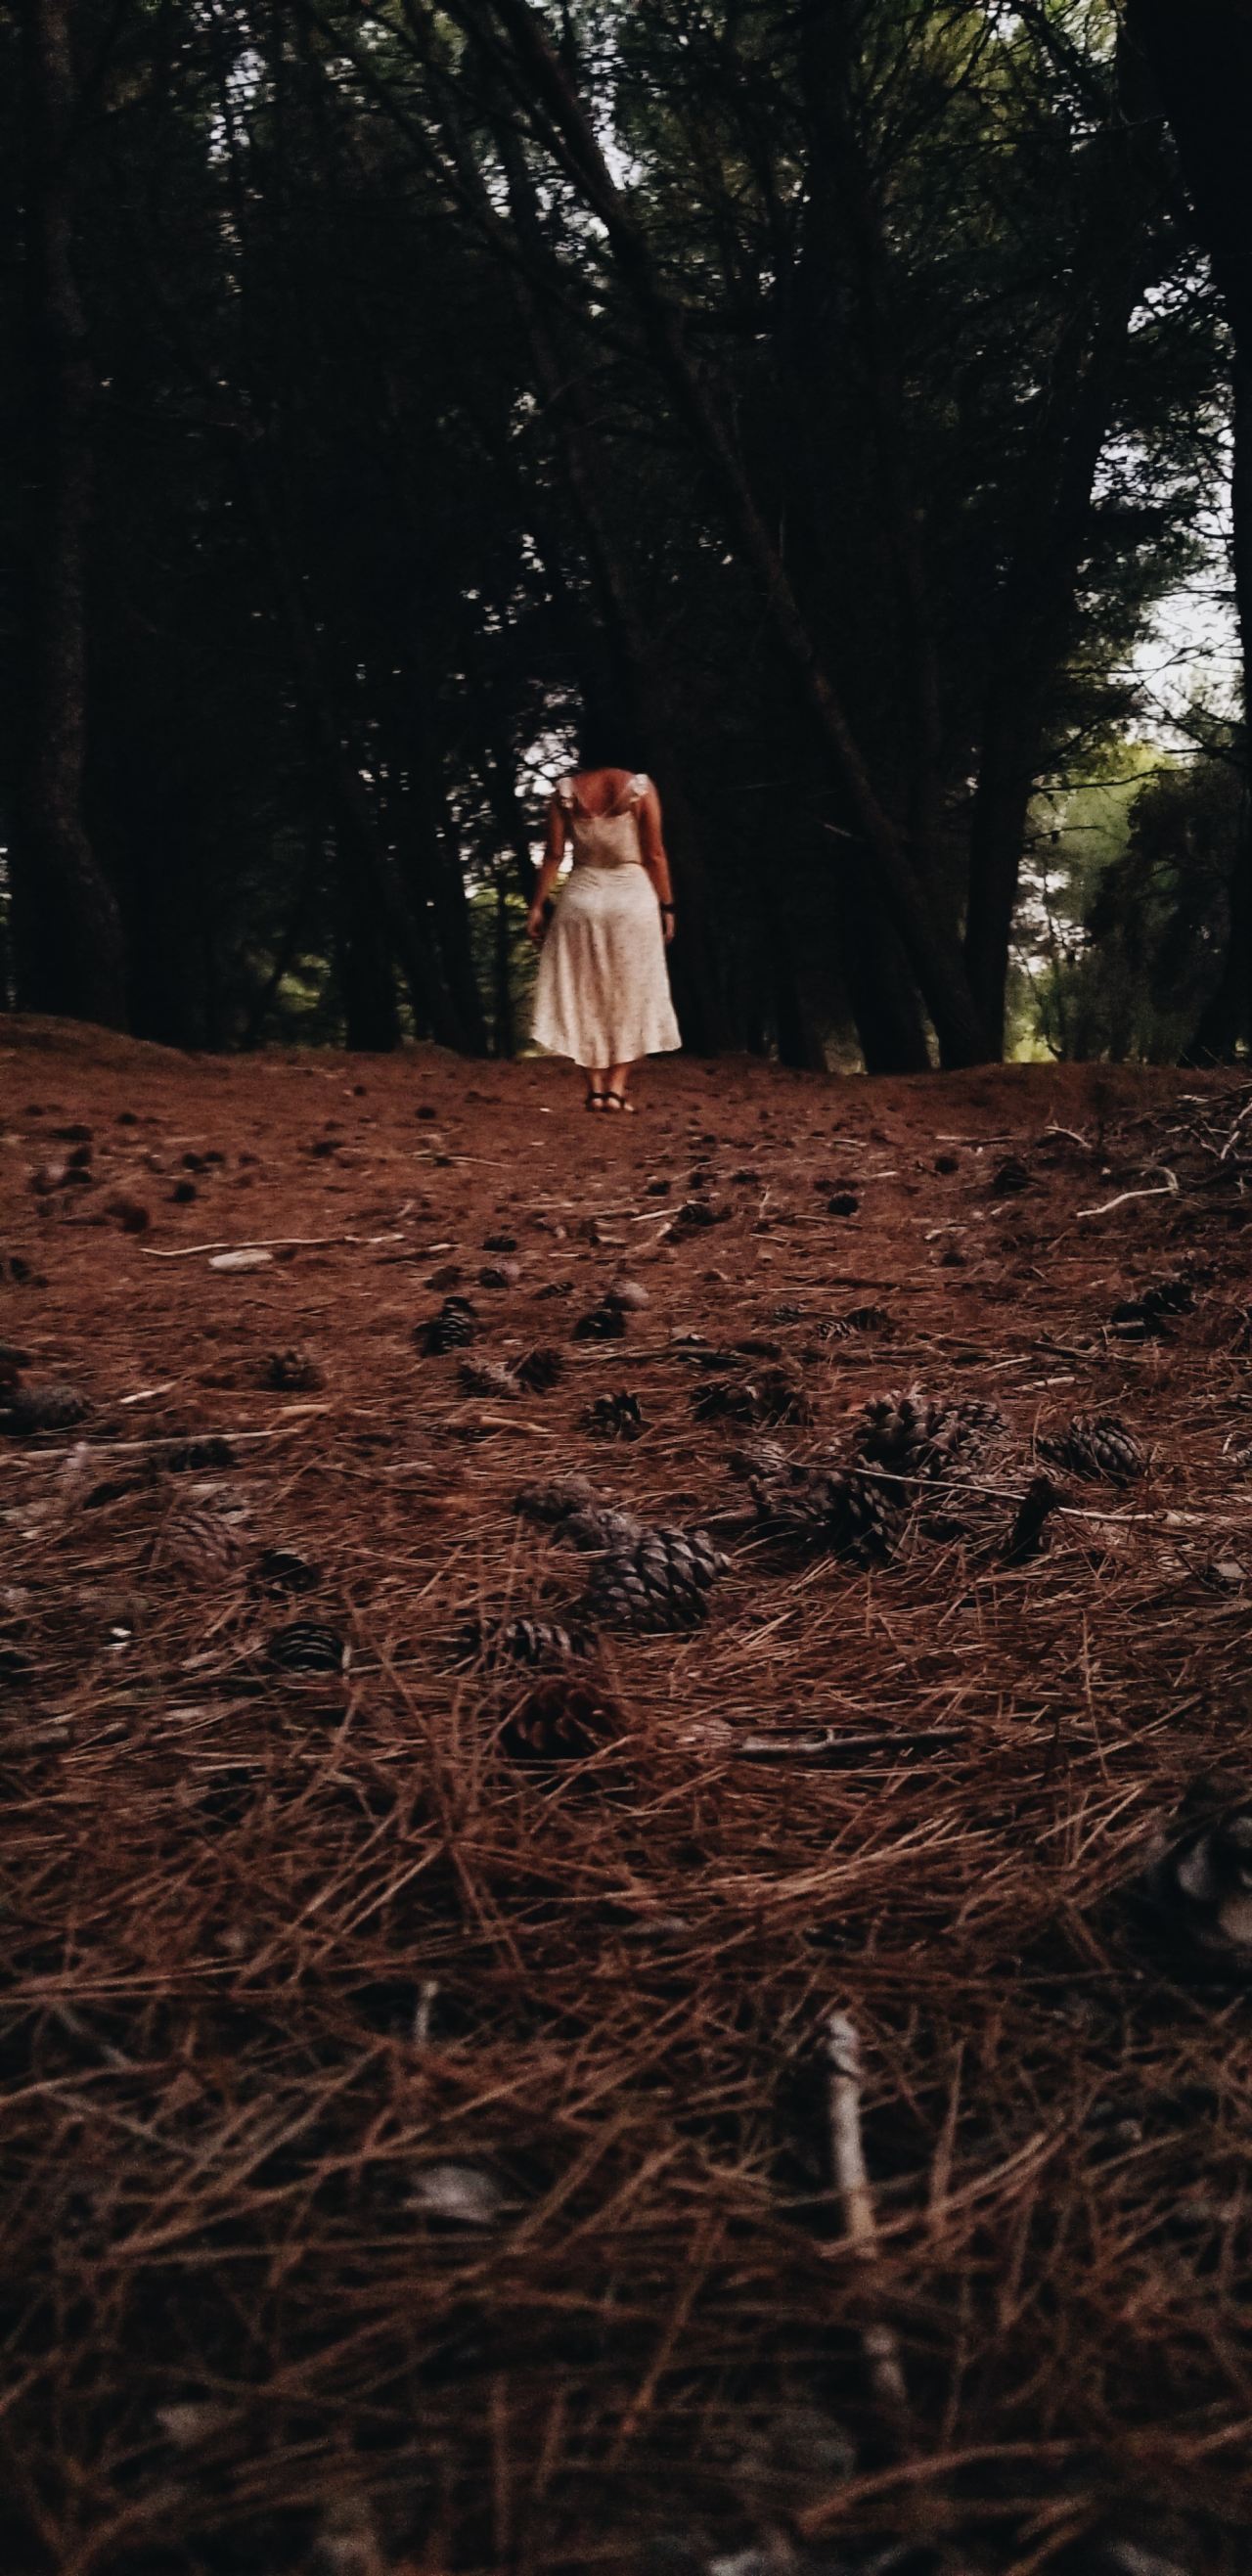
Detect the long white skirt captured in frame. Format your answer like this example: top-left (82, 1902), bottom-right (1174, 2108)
top-left (532, 866), bottom-right (682, 1068)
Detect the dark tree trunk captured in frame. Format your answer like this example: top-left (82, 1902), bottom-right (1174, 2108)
top-left (1130, 4), bottom-right (1252, 1061)
top-left (11, 0), bottom-right (128, 1028)
top-left (1187, 353), bottom-right (1252, 1060)
top-left (493, 870), bottom-right (514, 1059)
top-left (335, 833), bottom-right (402, 1053)
top-left (406, 682), bottom-right (490, 1056)
top-left (964, 85), bottom-right (1161, 1055)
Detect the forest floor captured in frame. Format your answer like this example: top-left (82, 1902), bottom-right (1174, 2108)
top-left (3, 1019), bottom-right (1252, 2576)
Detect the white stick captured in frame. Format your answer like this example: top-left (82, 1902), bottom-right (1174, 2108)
top-left (1075, 1175), bottom-right (1178, 1220)
top-left (824, 2011), bottom-right (910, 2418)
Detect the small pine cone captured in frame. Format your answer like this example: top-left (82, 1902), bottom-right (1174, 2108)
top-left (989, 1156), bottom-right (1032, 1197)
top-left (265, 1620), bottom-right (347, 1675)
top-left (152, 1501), bottom-right (241, 1581)
top-left (842, 1303), bottom-right (894, 1335)
top-left (726, 1435), bottom-right (792, 1483)
top-left (497, 1668), bottom-right (622, 1760)
top-left (582, 1524), bottom-right (728, 1634)
top-left (514, 1475), bottom-right (602, 1526)
top-left (464, 1614), bottom-right (589, 1669)
top-left (513, 1344), bottom-right (564, 1392)
top-left (253, 1545), bottom-right (321, 1596)
top-left (262, 1346), bottom-right (325, 1392)
top-left (419, 1297), bottom-right (477, 1357)
top-left (749, 1463), bottom-right (896, 1565)
top-left (573, 1300), bottom-right (627, 1342)
top-left (1041, 1412), bottom-right (1145, 1483)
top-left (693, 1366), bottom-right (810, 1428)
top-left (1004, 1474), bottom-right (1065, 1564)
top-left (1140, 1785), bottom-right (1252, 1966)
top-left (585, 1390), bottom-right (646, 1439)
top-left (770, 1301), bottom-right (808, 1324)
top-left (559, 1504), bottom-right (647, 1554)
top-left (151, 1435), bottom-right (236, 1472)
top-left (3, 1382), bottom-right (91, 1434)
top-left (458, 1358), bottom-right (517, 1401)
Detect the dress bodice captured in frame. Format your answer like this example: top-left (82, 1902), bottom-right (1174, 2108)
top-left (557, 772), bottom-right (650, 869)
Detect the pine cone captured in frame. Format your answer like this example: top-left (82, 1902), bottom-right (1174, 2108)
top-left (513, 1345), bottom-right (564, 1392)
top-left (989, 1156), bottom-right (1032, 1197)
top-left (581, 1524), bottom-right (728, 1633)
top-left (265, 1621), bottom-right (347, 1675)
top-left (726, 1435), bottom-right (793, 1483)
top-left (419, 1297), bottom-right (477, 1356)
top-left (497, 1668), bottom-right (622, 1760)
top-left (458, 1358), bottom-right (517, 1401)
top-left (152, 1502), bottom-right (241, 1581)
top-left (1041, 1412), bottom-right (1145, 1483)
top-left (559, 1504), bottom-right (647, 1554)
top-left (585, 1390), bottom-right (646, 1439)
top-left (514, 1475), bottom-right (602, 1526)
top-left (573, 1299), bottom-right (627, 1341)
top-left (692, 1365), bottom-right (811, 1427)
top-left (262, 1346), bottom-right (325, 1392)
top-left (854, 1384), bottom-right (946, 1474)
top-left (151, 1435), bottom-right (236, 1471)
top-left (748, 1462), bottom-right (897, 1564)
top-left (1004, 1474), bottom-right (1065, 1563)
top-left (842, 1303), bottom-right (894, 1335)
top-left (463, 1614), bottom-right (590, 1669)
top-left (253, 1546), bottom-right (321, 1596)
top-left (1110, 1271), bottom-right (1196, 1340)
top-left (1140, 1785), bottom-right (1252, 1966)
top-left (3, 1382), bottom-right (91, 1434)
top-left (827, 1192), bottom-right (860, 1217)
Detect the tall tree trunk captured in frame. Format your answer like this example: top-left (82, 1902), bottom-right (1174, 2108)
top-left (493, 869), bottom-right (514, 1058)
top-left (11, 0), bottom-right (128, 1028)
top-left (964, 88), bottom-right (1161, 1055)
top-left (470, 0), bottom-right (991, 1068)
top-left (1130, 2), bottom-right (1252, 1061)
top-left (1187, 352), bottom-right (1252, 1059)
top-left (335, 832), bottom-right (403, 1052)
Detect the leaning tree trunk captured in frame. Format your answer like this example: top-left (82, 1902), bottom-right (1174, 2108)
top-left (11, 0), bottom-right (128, 1027)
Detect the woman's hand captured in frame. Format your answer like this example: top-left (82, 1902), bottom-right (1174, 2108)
top-left (526, 904), bottom-right (548, 947)
top-left (660, 904), bottom-right (676, 946)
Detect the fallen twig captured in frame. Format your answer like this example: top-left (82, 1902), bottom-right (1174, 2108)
top-left (823, 2011), bottom-right (910, 2420)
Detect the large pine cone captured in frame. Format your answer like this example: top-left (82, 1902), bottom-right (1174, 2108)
top-left (262, 1346), bottom-right (325, 1391)
top-left (572, 1300), bottom-right (627, 1342)
top-left (559, 1505), bottom-right (648, 1554)
top-left (748, 1461), bottom-right (898, 1565)
top-left (582, 1524), bottom-right (728, 1633)
top-left (1041, 1412), bottom-right (1145, 1483)
top-left (854, 1386), bottom-right (1006, 1484)
top-left (1140, 1787), bottom-right (1252, 1966)
top-left (3, 1382), bottom-right (91, 1434)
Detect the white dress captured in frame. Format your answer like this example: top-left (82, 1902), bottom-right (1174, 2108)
top-left (531, 773), bottom-right (682, 1068)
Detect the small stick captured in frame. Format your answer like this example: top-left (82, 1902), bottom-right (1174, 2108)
top-left (1075, 1176), bottom-right (1178, 1220)
top-left (824, 2011), bottom-right (910, 2418)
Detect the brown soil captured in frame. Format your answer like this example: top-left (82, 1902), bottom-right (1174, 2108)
top-left (3, 1023), bottom-right (1252, 2576)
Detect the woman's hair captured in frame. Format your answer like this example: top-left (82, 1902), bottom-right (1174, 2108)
top-left (576, 700), bottom-right (646, 774)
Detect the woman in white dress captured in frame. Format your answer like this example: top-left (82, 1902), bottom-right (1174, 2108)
top-left (526, 762), bottom-right (681, 1109)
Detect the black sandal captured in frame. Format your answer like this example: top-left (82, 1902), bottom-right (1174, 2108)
top-left (603, 1092), bottom-right (636, 1113)
top-left (585, 1092), bottom-right (606, 1111)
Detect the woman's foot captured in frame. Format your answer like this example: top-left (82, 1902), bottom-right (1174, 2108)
top-left (585, 1091), bottom-right (605, 1110)
top-left (603, 1091), bottom-right (636, 1113)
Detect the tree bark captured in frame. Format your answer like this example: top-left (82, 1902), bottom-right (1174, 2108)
top-left (11, 0), bottom-right (128, 1028)
top-left (1187, 351), bottom-right (1252, 1059)
top-left (1126, 0), bottom-right (1252, 352)
top-left (470, 0), bottom-right (991, 1068)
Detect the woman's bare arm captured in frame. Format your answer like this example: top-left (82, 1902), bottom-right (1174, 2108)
top-left (637, 784), bottom-right (676, 939)
top-left (526, 797), bottom-right (567, 942)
